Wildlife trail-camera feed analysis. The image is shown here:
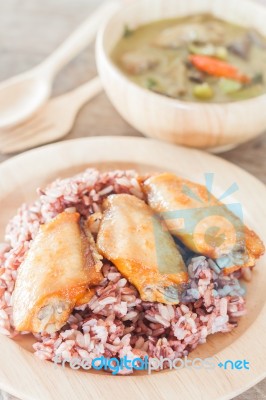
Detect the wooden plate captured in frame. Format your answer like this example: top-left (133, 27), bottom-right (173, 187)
top-left (0, 137), bottom-right (265, 400)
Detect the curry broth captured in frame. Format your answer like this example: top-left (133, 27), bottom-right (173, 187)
top-left (111, 14), bottom-right (266, 102)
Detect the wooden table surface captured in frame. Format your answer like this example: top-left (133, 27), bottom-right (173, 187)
top-left (0, 1), bottom-right (265, 399)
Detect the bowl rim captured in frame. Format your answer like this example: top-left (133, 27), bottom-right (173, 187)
top-left (96, 0), bottom-right (266, 108)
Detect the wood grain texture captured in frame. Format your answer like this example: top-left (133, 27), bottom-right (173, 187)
top-left (0, 1), bottom-right (121, 129)
top-left (0, 1), bottom-right (265, 399)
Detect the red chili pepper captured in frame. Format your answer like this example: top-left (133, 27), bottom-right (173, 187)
top-left (189, 54), bottom-right (250, 83)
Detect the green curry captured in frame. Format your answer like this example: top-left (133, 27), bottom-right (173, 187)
top-left (111, 14), bottom-right (266, 102)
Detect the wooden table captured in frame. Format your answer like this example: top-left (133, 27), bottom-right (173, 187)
top-left (0, 1), bottom-right (265, 399)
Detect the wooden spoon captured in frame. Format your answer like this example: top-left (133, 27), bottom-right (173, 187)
top-left (0, 1), bottom-right (119, 130)
top-left (0, 77), bottom-right (103, 154)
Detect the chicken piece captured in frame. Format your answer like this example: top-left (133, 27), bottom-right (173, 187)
top-left (143, 173), bottom-right (265, 275)
top-left (97, 194), bottom-right (188, 304)
top-left (154, 22), bottom-right (224, 49)
top-left (205, 21), bottom-right (225, 44)
top-left (120, 49), bottom-right (160, 75)
top-left (13, 211), bottom-right (103, 334)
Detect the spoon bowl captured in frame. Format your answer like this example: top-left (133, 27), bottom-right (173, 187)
top-left (0, 71), bottom-right (51, 129)
top-left (0, 77), bottom-right (103, 154)
top-left (0, 1), bottom-right (120, 130)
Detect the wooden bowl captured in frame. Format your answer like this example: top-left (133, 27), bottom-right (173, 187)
top-left (96, 0), bottom-right (266, 152)
top-left (0, 137), bottom-right (266, 400)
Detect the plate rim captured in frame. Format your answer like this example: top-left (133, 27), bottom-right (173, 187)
top-left (0, 136), bottom-right (265, 400)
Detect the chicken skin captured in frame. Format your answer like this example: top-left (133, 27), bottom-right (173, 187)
top-left (13, 211), bottom-right (103, 334)
top-left (143, 173), bottom-right (265, 275)
top-left (97, 194), bottom-right (188, 304)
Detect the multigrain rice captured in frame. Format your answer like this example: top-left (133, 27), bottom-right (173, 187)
top-left (0, 169), bottom-right (248, 371)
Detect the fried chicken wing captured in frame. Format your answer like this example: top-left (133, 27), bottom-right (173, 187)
top-left (143, 173), bottom-right (265, 274)
top-left (97, 194), bottom-right (188, 304)
top-left (13, 211), bottom-right (103, 334)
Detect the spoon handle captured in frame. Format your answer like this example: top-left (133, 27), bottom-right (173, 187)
top-left (40, 1), bottom-right (120, 78)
